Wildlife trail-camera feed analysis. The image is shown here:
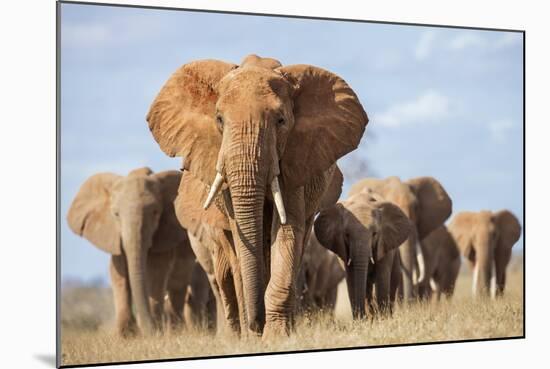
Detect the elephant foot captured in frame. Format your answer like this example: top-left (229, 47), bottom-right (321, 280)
top-left (117, 318), bottom-right (138, 338)
top-left (262, 320), bottom-right (290, 341)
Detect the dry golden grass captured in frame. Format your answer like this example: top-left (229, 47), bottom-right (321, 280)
top-left (60, 255), bottom-right (523, 366)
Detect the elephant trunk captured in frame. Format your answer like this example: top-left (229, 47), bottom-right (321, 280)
top-left (223, 121), bottom-right (272, 335)
top-left (123, 231), bottom-right (155, 335)
top-left (398, 231), bottom-right (418, 302)
top-left (472, 240), bottom-right (494, 297)
top-left (346, 240), bottom-right (368, 320)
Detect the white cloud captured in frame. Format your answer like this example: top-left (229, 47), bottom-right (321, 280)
top-left (493, 33), bottom-right (523, 50)
top-left (448, 33), bottom-right (486, 51)
top-left (375, 90), bottom-right (451, 127)
top-left (415, 31), bottom-right (437, 61)
top-left (62, 23), bottom-right (112, 47)
top-left (488, 119), bottom-right (516, 143)
top-left (62, 14), bottom-right (166, 48)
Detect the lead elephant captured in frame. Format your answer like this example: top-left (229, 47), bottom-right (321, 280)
top-left (146, 54), bottom-right (368, 338)
top-left (67, 167), bottom-right (193, 336)
top-left (348, 176), bottom-right (452, 302)
top-left (448, 210), bottom-right (521, 297)
top-left (314, 190), bottom-right (412, 319)
top-left (417, 225), bottom-right (461, 301)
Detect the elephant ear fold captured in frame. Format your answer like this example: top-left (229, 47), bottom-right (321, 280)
top-left (376, 200), bottom-right (412, 260)
top-left (147, 60), bottom-right (237, 185)
top-left (318, 165), bottom-right (343, 211)
top-left (277, 65), bottom-right (368, 189)
top-left (407, 177), bottom-right (452, 240)
top-left (494, 210), bottom-right (521, 250)
top-left (314, 203), bottom-right (346, 261)
top-left (151, 170), bottom-right (188, 253)
top-left (175, 170), bottom-right (230, 238)
top-left (67, 173), bottom-right (121, 255)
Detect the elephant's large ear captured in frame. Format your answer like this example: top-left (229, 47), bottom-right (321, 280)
top-left (376, 201), bottom-right (412, 260)
top-left (494, 210), bottom-right (521, 250)
top-left (67, 173), bottom-right (121, 255)
top-left (314, 203), bottom-right (346, 261)
top-left (147, 60), bottom-right (237, 185)
top-left (277, 65), bottom-right (368, 189)
top-left (151, 170), bottom-right (188, 253)
top-left (407, 177), bottom-right (452, 240)
top-left (174, 170), bottom-right (230, 238)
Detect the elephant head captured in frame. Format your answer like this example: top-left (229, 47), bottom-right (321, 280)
top-left (348, 176), bottom-right (452, 301)
top-left (448, 210), bottom-right (521, 297)
top-left (67, 167), bottom-right (185, 334)
top-left (314, 191), bottom-right (411, 319)
top-left (147, 55), bottom-right (368, 333)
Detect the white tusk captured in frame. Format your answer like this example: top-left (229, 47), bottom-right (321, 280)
top-left (271, 176), bottom-right (287, 225)
top-left (416, 241), bottom-right (426, 284)
top-left (203, 172), bottom-right (224, 210)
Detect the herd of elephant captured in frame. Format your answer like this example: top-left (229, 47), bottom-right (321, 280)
top-left (66, 54), bottom-right (522, 341)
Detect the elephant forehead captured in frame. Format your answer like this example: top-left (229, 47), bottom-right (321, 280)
top-left (343, 203), bottom-right (377, 228)
top-left (113, 177), bottom-right (160, 203)
top-left (219, 68), bottom-right (286, 97)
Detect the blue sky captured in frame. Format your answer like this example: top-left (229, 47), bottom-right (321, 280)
top-left (60, 3), bottom-right (524, 282)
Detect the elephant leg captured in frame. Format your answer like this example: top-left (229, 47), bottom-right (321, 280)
top-left (494, 246), bottom-right (512, 297)
top-left (165, 284), bottom-right (187, 330)
top-left (417, 242), bottom-right (437, 301)
top-left (390, 251), bottom-right (402, 306)
top-left (164, 251), bottom-right (194, 331)
top-left (213, 249), bottom-right (241, 335)
top-left (429, 277), bottom-right (442, 302)
top-left (147, 248), bottom-right (176, 331)
top-left (366, 273), bottom-right (376, 318)
top-left (375, 252), bottom-right (394, 316)
top-left (110, 254), bottom-right (137, 337)
top-left (206, 288), bottom-right (217, 330)
top-left (183, 263), bottom-right (212, 330)
top-left (438, 256), bottom-right (460, 300)
top-left (324, 286), bottom-right (338, 315)
top-left (264, 189), bottom-right (306, 339)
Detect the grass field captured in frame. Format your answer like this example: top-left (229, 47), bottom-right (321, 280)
top-left (60, 255), bottom-right (523, 366)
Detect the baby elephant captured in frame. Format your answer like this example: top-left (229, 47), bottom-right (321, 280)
top-left (298, 232), bottom-right (345, 315)
top-left (67, 167), bottom-right (194, 336)
top-left (417, 225), bottom-right (461, 301)
top-left (448, 210), bottom-right (521, 297)
top-left (314, 191), bottom-right (412, 319)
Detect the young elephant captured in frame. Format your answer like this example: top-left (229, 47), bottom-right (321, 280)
top-left (448, 210), bottom-right (521, 297)
top-left (67, 167), bottom-right (193, 336)
top-left (314, 191), bottom-right (412, 319)
top-left (417, 225), bottom-right (461, 301)
top-left (164, 246), bottom-right (216, 331)
top-left (298, 232), bottom-right (345, 315)
top-left (348, 176), bottom-right (452, 302)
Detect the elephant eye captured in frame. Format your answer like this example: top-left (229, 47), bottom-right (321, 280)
top-left (113, 211), bottom-right (119, 217)
top-left (277, 117), bottom-right (285, 126)
top-left (216, 115), bottom-right (224, 130)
